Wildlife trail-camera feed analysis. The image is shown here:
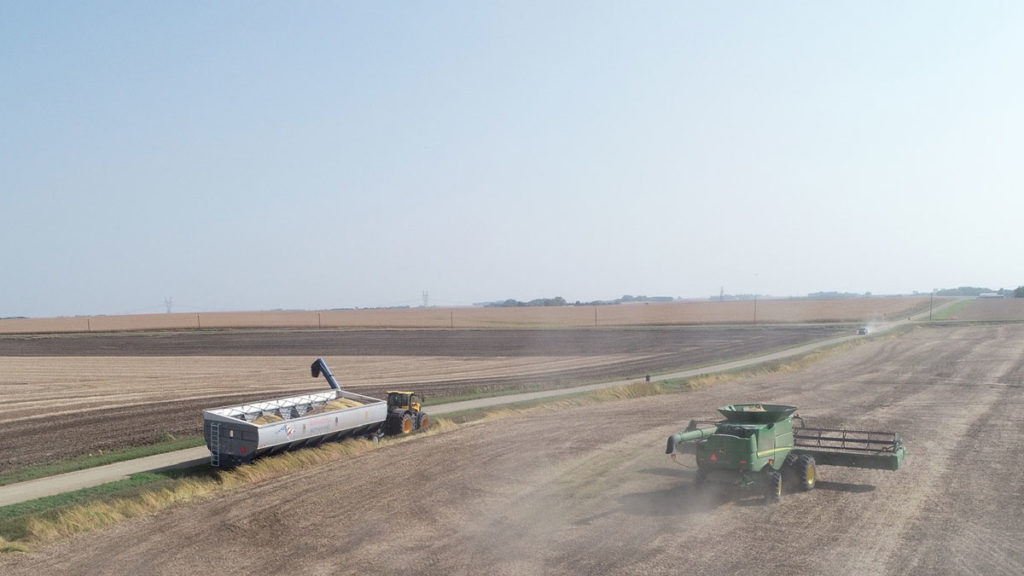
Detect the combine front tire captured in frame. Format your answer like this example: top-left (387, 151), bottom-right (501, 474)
top-left (401, 413), bottom-right (414, 434)
top-left (417, 412), bottom-right (430, 431)
top-left (794, 455), bottom-right (816, 491)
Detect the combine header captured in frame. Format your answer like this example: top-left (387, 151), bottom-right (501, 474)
top-left (666, 404), bottom-right (905, 501)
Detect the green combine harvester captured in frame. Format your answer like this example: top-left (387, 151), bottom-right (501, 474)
top-left (666, 404), bottom-right (906, 502)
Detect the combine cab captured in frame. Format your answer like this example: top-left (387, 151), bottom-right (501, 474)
top-left (666, 403), bottom-right (905, 502)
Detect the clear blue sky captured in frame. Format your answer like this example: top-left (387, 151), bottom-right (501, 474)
top-left (2, 2), bottom-right (1022, 317)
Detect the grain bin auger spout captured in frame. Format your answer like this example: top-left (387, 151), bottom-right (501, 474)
top-left (311, 357), bottom-right (341, 390)
top-left (666, 403), bottom-right (906, 503)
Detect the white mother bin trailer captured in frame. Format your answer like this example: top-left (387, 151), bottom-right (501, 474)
top-left (203, 358), bottom-right (388, 468)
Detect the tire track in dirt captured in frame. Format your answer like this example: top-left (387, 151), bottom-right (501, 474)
top-left (886, 325), bottom-right (1024, 576)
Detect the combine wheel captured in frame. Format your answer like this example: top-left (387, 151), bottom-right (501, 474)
top-left (765, 469), bottom-right (783, 503)
top-left (795, 455), bottom-right (817, 491)
top-left (401, 413), bottom-right (414, 434)
top-left (417, 412), bottom-right (430, 431)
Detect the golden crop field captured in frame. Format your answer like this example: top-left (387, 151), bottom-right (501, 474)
top-left (0, 296), bottom-right (935, 334)
top-left (0, 354), bottom-right (647, 423)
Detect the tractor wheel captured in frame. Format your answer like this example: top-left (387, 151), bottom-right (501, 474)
top-left (795, 455), bottom-right (817, 491)
top-left (401, 413), bottom-right (414, 434)
top-left (417, 412), bottom-right (430, 431)
top-left (765, 469), bottom-right (783, 503)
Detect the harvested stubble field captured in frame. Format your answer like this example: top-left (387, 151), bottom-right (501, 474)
top-left (0, 325), bottom-right (850, 475)
top-left (2, 322), bottom-right (1023, 575)
top-left (939, 297), bottom-right (1024, 321)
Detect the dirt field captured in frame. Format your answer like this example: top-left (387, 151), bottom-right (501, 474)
top-left (0, 326), bottom-right (848, 475)
top-left (0, 296), bottom-right (932, 333)
top-left (942, 297), bottom-right (1024, 321)
top-left (2, 323), bottom-right (1021, 575)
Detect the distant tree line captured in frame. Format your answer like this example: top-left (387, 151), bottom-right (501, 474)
top-left (714, 291), bottom-right (876, 302)
top-left (617, 294), bottom-right (674, 303)
top-left (935, 286), bottom-right (1009, 297)
top-left (480, 287), bottom-right (1024, 308)
top-left (484, 297), bottom-right (569, 308)
top-left (930, 286), bottom-right (1024, 298)
top-left (711, 294), bottom-right (760, 301)
top-left (806, 291), bottom-right (872, 299)
top-left (481, 295), bottom-right (675, 308)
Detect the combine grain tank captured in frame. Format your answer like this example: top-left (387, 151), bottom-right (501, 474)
top-left (203, 358), bottom-right (387, 468)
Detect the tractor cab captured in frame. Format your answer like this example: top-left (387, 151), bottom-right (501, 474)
top-left (386, 391), bottom-right (422, 412)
